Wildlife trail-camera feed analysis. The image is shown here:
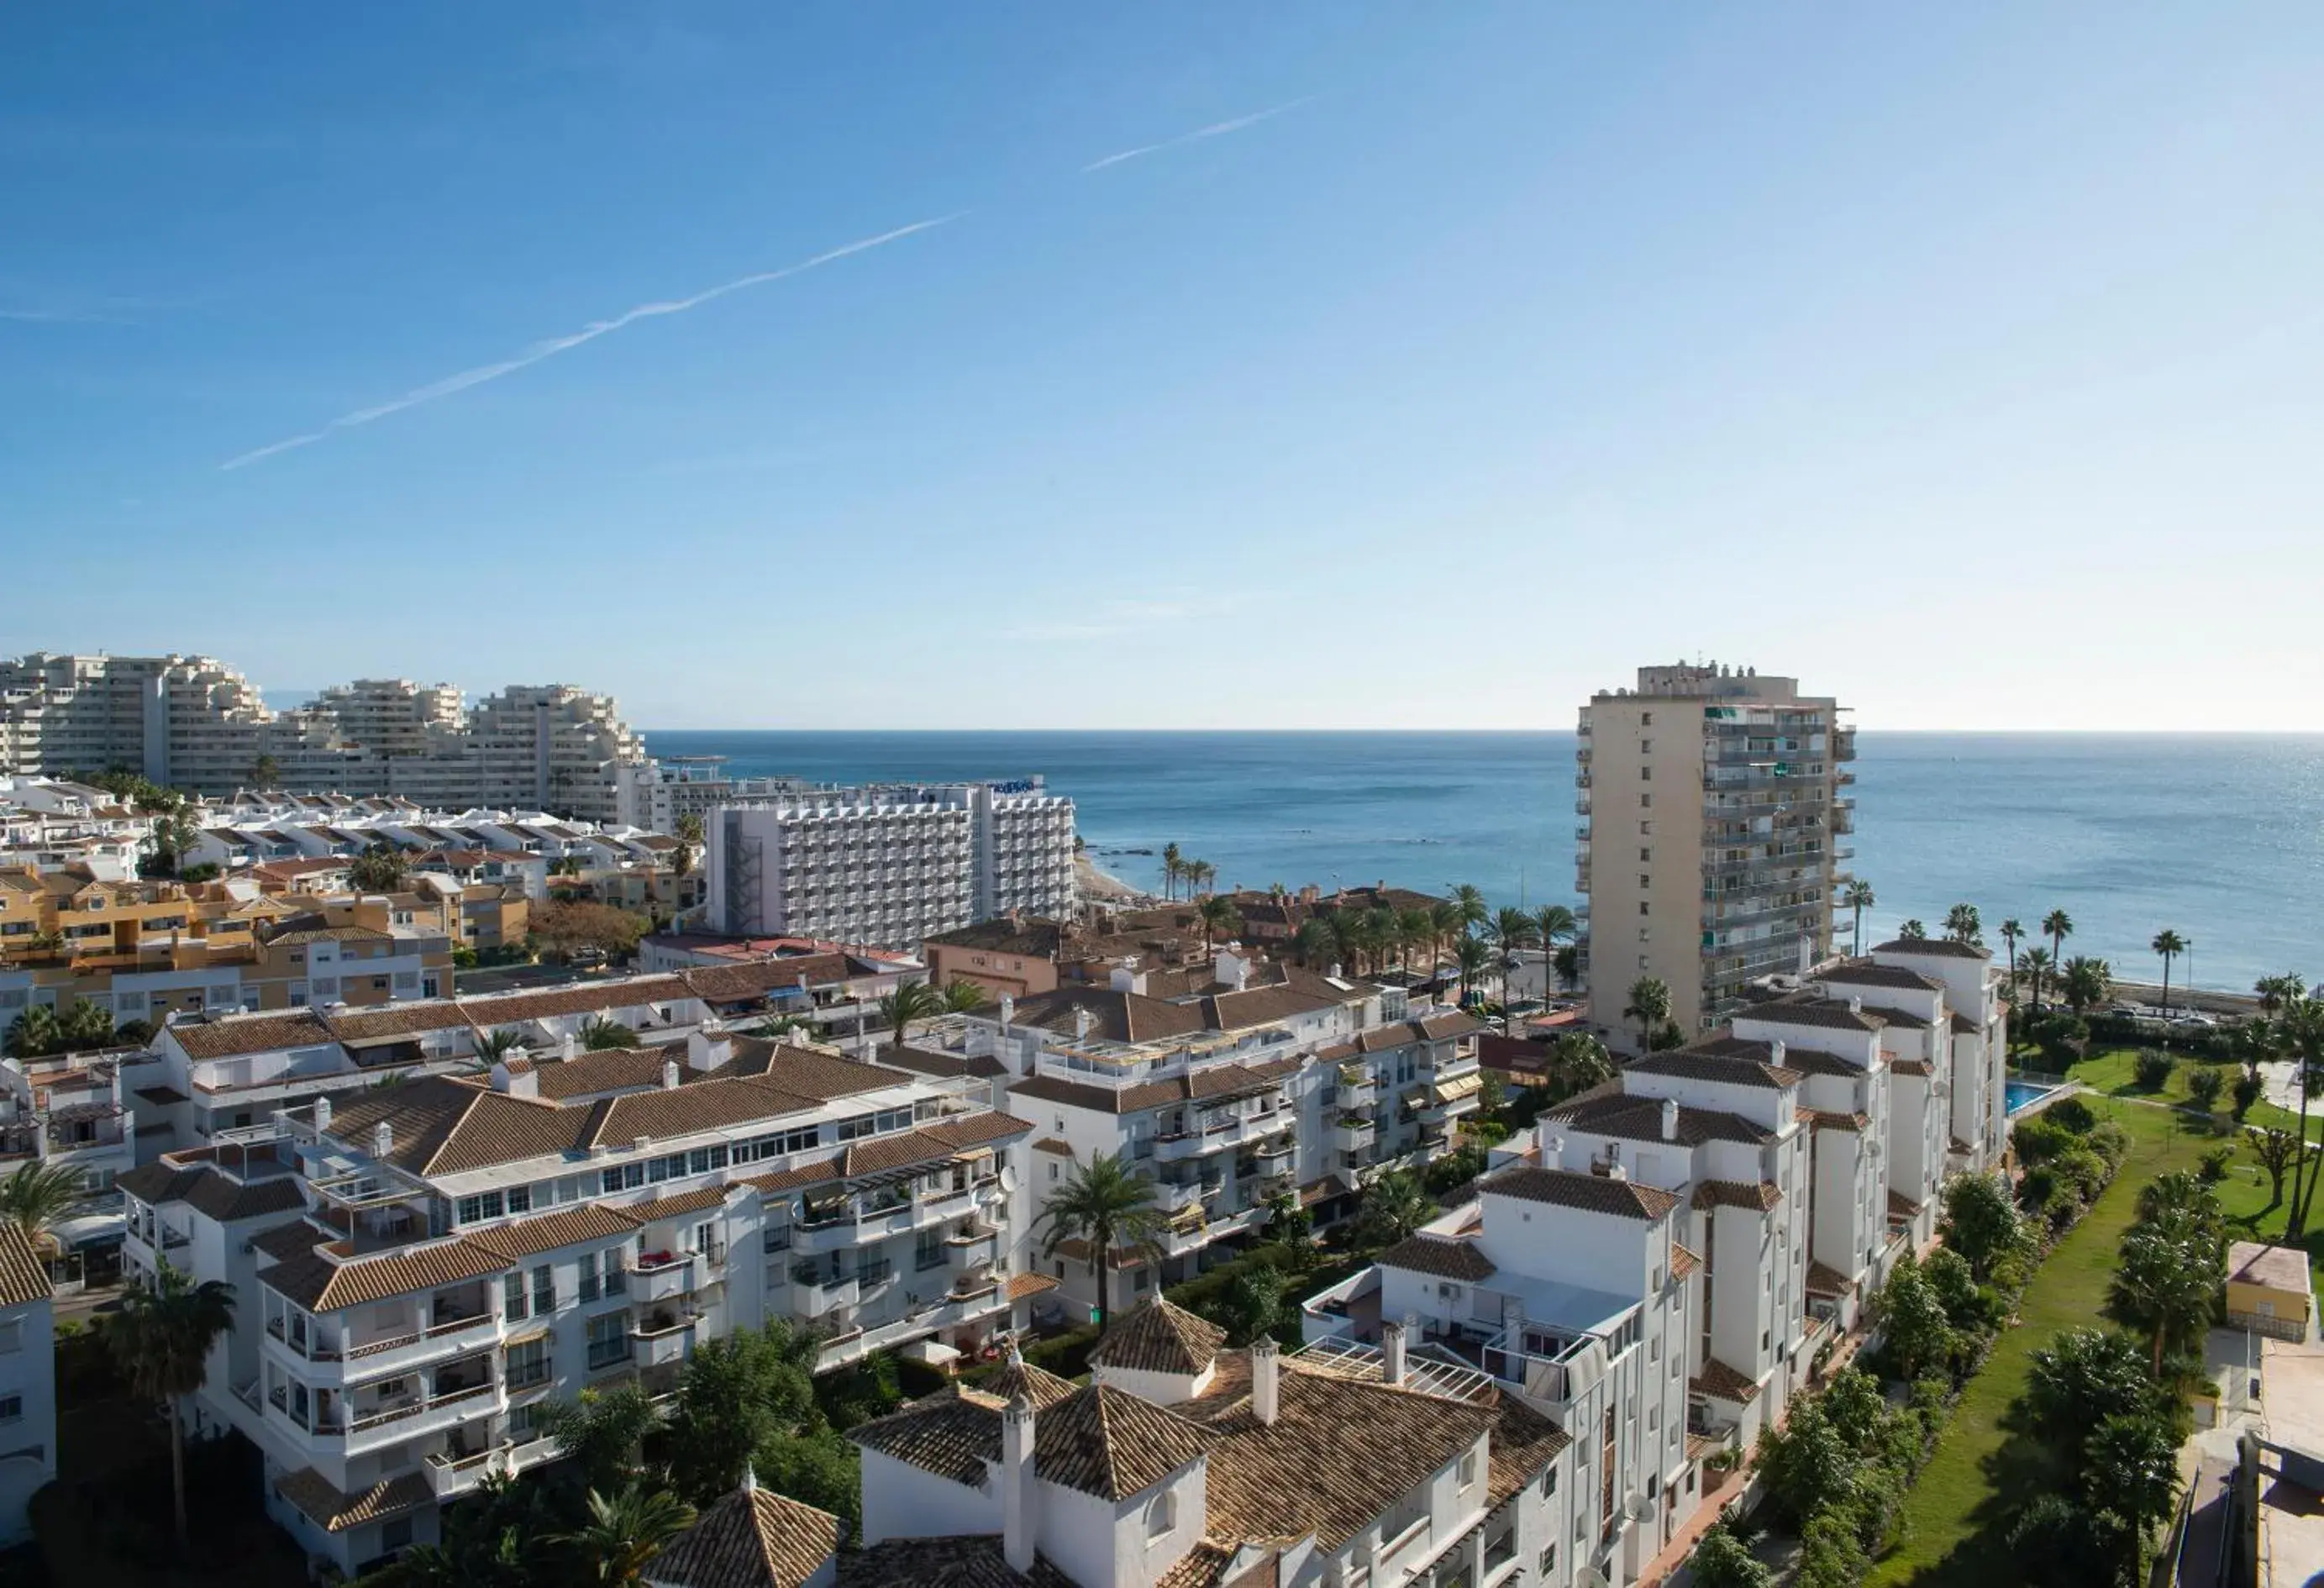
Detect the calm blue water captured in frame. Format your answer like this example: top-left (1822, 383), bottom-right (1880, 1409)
top-left (2005, 1081), bottom-right (2058, 1114)
top-left (642, 731), bottom-right (2324, 995)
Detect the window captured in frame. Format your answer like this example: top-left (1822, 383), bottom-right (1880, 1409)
top-left (381, 1517), bottom-right (413, 1553)
top-left (506, 1338), bottom-right (549, 1390)
top-left (0, 1395), bottom-right (18, 1423)
top-left (455, 1191), bottom-right (504, 1225)
top-left (533, 1264), bottom-right (555, 1315)
top-left (1540, 1545), bottom-right (1557, 1576)
top-left (509, 1399), bottom-right (545, 1442)
top-left (1458, 1451), bottom-right (1478, 1489)
top-left (1638, 928), bottom-right (1651, 944)
top-left (502, 1273), bottom-right (527, 1322)
top-left (1639, 765), bottom-right (1651, 781)
top-left (1133, 1269), bottom-right (1151, 1292)
top-left (1540, 1466), bottom-right (1557, 1496)
top-left (586, 1310), bottom-right (629, 1370)
top-left (1638, 902), bottom-right (1649, 917)
top-left (578, 1253), bottom-right (601, 1303)
top-left (1639, 793), bottom-right (1651, 808)
top-left (1639, 739), bottom-right (1652, 753)
top-left (505, 1185), bottom-right (532, 1215)
top-left (1640, 820), bottom-right (1653, 835)
top-left (1639, 848), bottom-right (1651, 863)
top-left (0, 1319), bottom-right (26, 1354)
top-left (605, 1246), bottom-right (628, 1297)
top-left (1641, 711), bottom-right (1653, 726)
top-left (1146, 1491), bottom-right (1176, 1538)
top-left (916, 1232), bottom-right (945, 1272)
top-left (1048, 1162), bottom-right (1059, 1182)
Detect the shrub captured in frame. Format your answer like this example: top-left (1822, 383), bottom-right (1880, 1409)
top-left (2234, 1070), bottom-right (2265, 1121)
top-left (1019, 1325), bottom-right (1100, 1380)
top-left (2011, 1116), bottom-right (2076, 1167)
top-left (2083, 1119), bottom-right (2131, 1168)
top-left (2053, 1146), bottom-right (2111, 1202)
top-left (1797, 1511), bottom-right (1871, 1588)
top-left (2044, 1095), bottom-right (2097, 1134)
top-left (2186, 1066), bottom-right (2226, 1111)
top-left (2132, 1049), bottom-right (2174, 1091)
top-left (895, 1355), bottom-right (950, 1400)
top-left (2199, 1146), bottom-right (2234, 1184)
top-left (1687, 1522), bottom-right (1774, 1588)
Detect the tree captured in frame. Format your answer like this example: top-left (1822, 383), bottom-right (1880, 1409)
top-left (1999, 917), bottom-right (2024, 993)
top-left (1486, 908), bottom-right (1538, 1029)
top-left (56, 996), bottom-right (114, 1052)
top-left (1533, 903), bottom-right (1578, 952)
top-left (0, 1160), bottom-right (88, 1251)
top-left (2042, 907), bottom-right (2074, 977)
top-left (1294, 918), bottom-right (1336, 969)
top-left (1215, 1265), bottom-right (1286, 1347)
top-left (531, 899), bottom-right (652, 962)
top-left (751, 1428), bottom-right (862, 1539)
top-left (2081, 1412), bottom-right (2181, 1581)
top-left (1897, 918), bottom-right (1927, 939)
top-left (250, 753), bottom-right (281, 787)
top-left (2257, 974), bottom-right (2308, 1016)
top-left (1796, 1512), bottom-right (1869, 1588)
top-left (2185, 1065), bottom-right (2224, 1112)
top-left (665, 1324), bottom-right (822, 1505)
top-left (3, 1005), bottom-right (60, 1060)
top-left (2151, 929), bottom-right (2187, 1016)
top-left (1196, 895), bottom-right (1240, 956)
top-left (580, 1017), bottom-right (638, 1051)
top-left (878, 980), bottom-right (944, 1055)
top-left (1354, 1169), bottom-right (1435, 1249)
top-left (940, 979), bottom-right (987, 1015)
top-left (104, 1259), bottom-right (236, 1555)
top-left (2233, 1068), bottom-right (2265, 1123)
top-left (1035, 1154), bottom-right (1163, 1333)
top-left (472, 1028), bottom-right (525, 1071)
top-left (143, 808), bottom-right (203, 878)
top-left (2285, 998), bottom-right (2324, 1238)
top-left (2025, 1328), bottom-right (2161, 1458)
top-left (1428, 900), bottom-right (1464, 968)
top-left (2132, 1049), bottom-right (2174, 1091)
top-left (1454, 935), bottom-right (1493, 1008)
top-left (1398, 908), bottom-right (1436, 975)
top-left (1550, 1031), bottom-right (1615, 1096)
top-left (1262, 1190), bottom-right (1312, 1252)
top-left (541, 1384), bottom-right (662, 1496)
top-left (671, 813), bottom-right (703, 880)
top-left (1943, 902), bottom-right (1984, 945)
top-left (1449, 884), bottom-right (1489, 938)
top-left (350, 841), bottom-right (409, 893)
top-left (1756, 1395), bottom-right (1855, 1528)
top-left (555, 1485), bottom-right (697, 1585)
top-left (1842, 880), bottom-right (1874, 956)
top-left (1688, 1522), bottom-right (1775, 1588)
top-left (1939, 1171), bottom-right (2026, 1281)
top-left (2060, 955), bottom-right (2111, 1016)
top-left (1622, 976), bottom-right (1672, 1049)
top-left (2108, 1216), bottom-right (2224, 1374)
top-left (1160, 843), bottom-right (1183, 902)
top-left (1552, 944), bottom-right (1580, 993)
top-left (1871, 1257), bottom-right (1955, 1381)
top-left (2018, 945), bottom-right (2054, 1015)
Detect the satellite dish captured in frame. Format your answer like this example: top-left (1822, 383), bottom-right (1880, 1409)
top-left (999, 1165), bottom-right (1018, 1195)
top-left (1578, 1570), bottom-right (1612, 1588)
top-left (1624, 1492), bottom-right (1653, 1522)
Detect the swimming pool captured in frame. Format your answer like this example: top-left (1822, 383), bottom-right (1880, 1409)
top-left (2005, 1080), bottom-right (2058, 1114)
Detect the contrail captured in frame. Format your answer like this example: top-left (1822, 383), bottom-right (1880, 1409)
top-left (219, 213), bottom-right (963, 470)
top-left (1081, 97), bottom-right (1316, 175)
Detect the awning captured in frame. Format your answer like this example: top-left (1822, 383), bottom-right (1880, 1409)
top-left (1431, 1074), bottom-right (1483, 1104)
top-left (53, 1211), bottom-right (124, 1251)
top-left (900, 1338), bottom-right (960, 1366)
top-left (502, 1325), bottom-right (555, 1349)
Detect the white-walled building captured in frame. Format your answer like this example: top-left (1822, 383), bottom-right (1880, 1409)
top-left (119, 1023), bottom-right (1041, 1578)
top-left (0, 1225), bottom-right (56, 1545)
top-left (703, 780), bottom-right (1075, 950)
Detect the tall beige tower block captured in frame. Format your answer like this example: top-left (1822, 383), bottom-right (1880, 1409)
top-left (1577, 664), bottom-right (1854, 1041)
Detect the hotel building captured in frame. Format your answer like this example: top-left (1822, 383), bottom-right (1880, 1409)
top-left (1575, 664), bottom-right (1855, 1039)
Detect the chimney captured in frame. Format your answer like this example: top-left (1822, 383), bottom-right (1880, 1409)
top-left (1002, 1394), bottom-right (1037, 1575)
top-left (490, 1060), bottom-right (538, 1099)
top-left (313, 1095), bottom-right (332, 1135)
top-left (1251, 1335), bottom-right (1280, 1426)
top-left (1769, 1039), bottom-right (1786, 1067)
top-left (1660, 1097), bottom-right (1679, 1142)
top-left (371, 1121), bottom-right (393, 1159)
top-left (1074, 1006), bottom-right (1093, 1043)
top-left (1382, 1320), bottom-right (1407, 1386)
top-left (1217, 951), bottom-right (1248, 992)
top-left (662, 1059), bottom-right (681, 1091)
top-left (1328, 963), bottom-right (1343, 981)
top-left (686, 1025), bottom-right (731, 1072)
top-left (999, 996), bottom-right (1014, 1034)
top-left (560, 1030), bottom-right (576, 1062)
top-left (1849, 995), bottom-right (1863, 1015)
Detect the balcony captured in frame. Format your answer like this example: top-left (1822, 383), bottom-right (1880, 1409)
top-left (1332, 1114), bottom-right (1376, 1152)
top-left (632, 1252), bottom-right (697, 1304)
top-left (790, 1265), bottom-right (860, 1319)
top-left (344, 1379), bottom-right (502, 1456)
top-left (422, 1443), bottom-right (498, 1500)
top-left (1153, 1180), bottom-right (1207, 1214)
top-left (944, 1226), bottom-right (1000, 1269)
top-left (333, 1307), bottom-right (502, 1386)
top-left (631, 1309), bottom-right (697, 1367)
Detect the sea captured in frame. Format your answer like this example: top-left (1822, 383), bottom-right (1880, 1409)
top-left (641, 731), bottom-right (2324, 996)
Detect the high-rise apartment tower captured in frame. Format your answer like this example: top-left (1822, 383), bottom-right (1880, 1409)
top-left (1576, 663), bottom-right (1854, 1039)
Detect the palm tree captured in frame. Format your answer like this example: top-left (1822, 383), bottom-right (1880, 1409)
top-left (1533, 904), bottom-right (1578, 952)
top-left (1897, 918), bottom-right (1927, 940)
top-left (1196, 896), bottom-right (1240, 957)
top-left (0, 1161), bottom-right (89, 1252)
top-left (1552, 944), bottom-right (1581, 993)
top-left (1399, 909), bottom-right (1436, 977)
top-left (1160, 844), bottom-right (1183, 902)
top-left (58, 996), bottom-right (114, 1052)
top-left (878, 980), bottom-right (944, 1054)
top-left (471, 1028), bottom-right (524, 1072)
top-left (1449, 885), bottom-right (1489, 939)
top-left (554, 1485), bottom-right (697, 1585)
top-left (940, 979), bottom-right (987, 1015)
top-left (1943, 903), bottom-right (1984, 945)
top-left (1454, 936), bottom-right (1494, 1009)
top-left (2151, 929), bottom-right (2187, 1016)
top-left (1487, 908), bottom-right (1539, 1031)
top-left (3, 1005), bottom-right (60, 1060)
top-left (1998, 918), bottom-right (2025, 994)
top-left (1187, 860), bottom-right (1217, 897)
top-left (670, 814), bottom-right (703, 881)
top-left (349, 841), bottom-right (408, 893)
top-left (2018, 946), bottom-right (2054, 1013)
top-left (579, 1016), bottom-right (637, 1051)
top-left (2285, 999), bottom-right (2324, 1238)
top-left (1365, 907), bottom-right (1401, 974)
top-left (1623, 976), bottom-right (1672, 1049)
top-left (1354, 1169), bottom-right (1437, 1249)
top-left (1550, 1031), bottom-right (1616, 1096)
top-left (105, 1259), bottom-right (236, 1555)
top-left (249, 753), bottom-right (281, 787)
top-left (2041, 909), bottom-right (2074, 975)
top-left (2060, 955), bottom-right (2112, 1017)
top-left (2107, 1215), bottom-right (2222, 1375)
top-left (1842, 880), bottom-right (1874, 955)
top-left (1428, 900), bottom-right (1464, 970)
top-left (1036, 1154), bottom-right (1165, 1333)
top-left (1294, 918), bottom-right (1336, 969)
top-left (2258, 975), bottom-right (2308, 1016)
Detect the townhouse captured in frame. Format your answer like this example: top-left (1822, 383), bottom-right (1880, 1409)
top-left (842, 1295), bottom-right (1573, 1588)
top-left (120, 1025), bottom-right (1042, 1578)
top-left (0, 1226), bottom-right (55, 1546)
top-left (0, 1045), bottom-right (139, 1282)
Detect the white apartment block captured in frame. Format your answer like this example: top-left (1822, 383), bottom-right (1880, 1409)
top-left (0, 1227), bottom-right (55, 1546)
top-left (704, 779), bottom-right (1075, 951)
top-left (0, 654), bottom-right (654, 824)
top-left (844, 1296), bottom-right (1574, 1588)
top-left (1576, 663), bottom-right (1857, 1038)
top-left (118, 1017), bottom-right (1044, 1578)
top-left (0, 1046), bottom-right (139, 1280)
top-left (0, 777), bottom-right (153, 880)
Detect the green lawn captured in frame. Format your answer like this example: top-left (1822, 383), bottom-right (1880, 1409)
top-left (2060, 1046), bottom-right (2320, 1144)
top-left (1864, 1099), bottom-right (2210, 1586)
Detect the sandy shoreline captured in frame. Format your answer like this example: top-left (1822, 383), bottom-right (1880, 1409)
top-left (1075, 852), bottom-right (1153, 905)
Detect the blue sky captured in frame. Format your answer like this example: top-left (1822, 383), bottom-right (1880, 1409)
top-left (5, 5), bottom-right (2320, 730)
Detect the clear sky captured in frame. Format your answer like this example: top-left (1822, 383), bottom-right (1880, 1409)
top-left (5, 5), bottom-right (2320, 730)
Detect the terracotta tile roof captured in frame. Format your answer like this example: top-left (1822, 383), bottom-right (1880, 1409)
top-left (584, 1078), bottom-right (823, 1153)
top-left (1006, 1072), bottom-right (1177, 1115)
top-left (263, 1233), bottom-right (509, 1313)
top-left (681, 955), bottom-right (864, 1003)
top-left (848, 1386), bottom-right (1007, 1486)
top-left (1483, 1165), bottom-right (1680, 1221)
top-left (1376, 1234), bottom-right (1496, 1281)
top-left (1887, 1190), bottom-right (1924, 1219)
top-left (1870, 1006), bottom-right (1931, 1031)
top-left (1033, 1138), bottom-right (1073, 1156)
top-left (1740, 996), bottom-right (1885, 1033)
top-left (1546, 1091), bottom-right (1774, 1147)
top-left (169, 1010), bottom-right (339, 1060)
top-left (881, 1044), bottom-right (1010, 1081)
top-left (985, 1356), bottom-right (1080, 1411)
top-left (629, 1184), bottom-right (736, 1221)
top-left (1090, 1297), bottom-right (1225, 1375)
top-left (1802, 1109), bottom-right (1872, 1133)
top-left (251, 1221), bottom-right (331, 1262)
top-left (323, 1076), bottom-right (586, 1175)
top-left (274, 1467), bottom-right (433, 1532)
top-left (746, 1047), bottom-right (916, 1102)
top-left (1818, 961), bottom-right (1943, 991)
top-left (181, 1169), bottom-right (308, 1223)
top-left (0, 1225), bottom-right (52, 1308)
top-left (1805, 1260), bottom-right (1857, 1297)
top-left (326, 1002), bottom-right (474, 1042)
top-left (1629, 1044), bottom-right (1801, 1089)
top-left (924, 917), bottom-right (1072, 955)
top-left (1671, 1243), bottom-right (1703, 1280)
top-left (1691, 1179), bottom-right (1783, 1212)
top-left (1486, 1395), bottom-right (1571, 1507)
top-left (458, 974), bottom-right (694, 1026)
top-left (1949, 1012), bottom-right (1981, 1035)
top-left (1765, 1047), bottom-right (1864, 1079)
top-left (467, 1202), bottom-right (640, 1262)
top-left (1006, 1272), bottom-right (1060, 1302)
top-left (1874, 938), bottom-right (1988, 960)
top-left (1890, 1058), bottom-right (1933, 1078)
top-left (1689, 1358), bottom-right (1762, 1404)
top-left (648, 1483), bottom-right (842, 1588)
top-left (837, 1538), bottom-right (1075, 1587)
top-left (1200, 984), bottom-right (1339, 1031)
top-left (531, 1047), bottom-right (674, 1101)
top-left (1201, 1363), bottom-right (1496, 1551)
top-left (1003, 988), bottom-right (1208, 1045)
top-left (1033, 1382), bottom-right (1212, 1500)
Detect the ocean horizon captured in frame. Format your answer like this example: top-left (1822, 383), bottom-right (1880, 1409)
top-left (643, 729), bottom-right (2324, 996)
